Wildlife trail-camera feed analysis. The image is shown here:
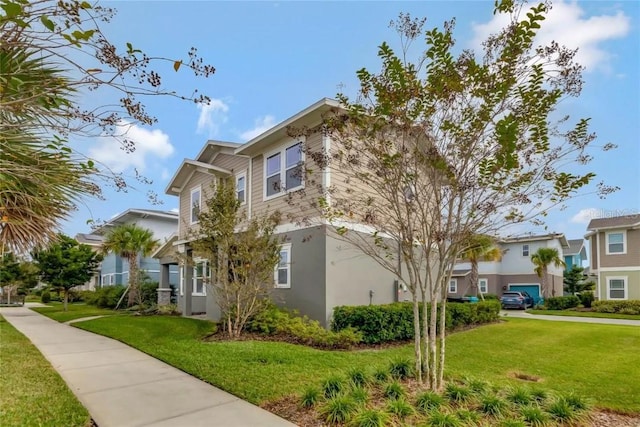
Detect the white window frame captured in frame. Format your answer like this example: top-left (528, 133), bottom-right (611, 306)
top-left (263, 140), bottom-right (305, 201)
top-left (193, 259), bottom-right (209, 296)
top-left (190, 186), bottom-right (202, 224)
top-left (605, 231), bottom-right (626, 255)
top-left (235, 171), bottom-right (247, 205)
top-left (522, 244), bottom-right (529, 257)
top-left (179, 265), bottom-right (184, 296)
top-left (478, 278), bottom-right (488, 294)
top-left (274, 243), bottom-right (292, 289)
top-left (606, 276), bottom-right (627, 300)
top-left (448, 279), bottom-right (457, 294)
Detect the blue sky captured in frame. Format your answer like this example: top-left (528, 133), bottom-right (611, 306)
top-left (64, 0), bottom-right (640, 241)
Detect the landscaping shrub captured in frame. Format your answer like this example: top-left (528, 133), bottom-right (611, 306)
top-left (300, 387), bottom-right (321, 408)
top-left (40, 291), bottom-right (51, 303)
top-left (319, 395), bottom-right (357, 424)
top-left (139, 281), bottom-right (159, 307)
top-left (544, 296), bottom-right (580, 310)
top-left (332, 300), bottom-right (500, 344)
top-left (579, 291), bottom-right (594, 308)
top-left (84, 286), bottom-right (126, 309)
top-left (246, 304), bottom-right (362, 349)
top-left (592, 300), bottom-right (640, 315)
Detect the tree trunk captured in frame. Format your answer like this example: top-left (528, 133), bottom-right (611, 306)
top-left (437, 287), bottom-right (447, 391)
top-left (128, 255), bottom-right (138, 307)
top-left (541, 267), bottom-right (548, 299)
top-left (470, 261), bottom-right (478, 297)
top-left (63, 289), bottom-right (69, 312)
top-left (420, 294), bottom-right (429, 385)
top-left (411, 292), bottom-right (423, 384)
top-left (428, 287), bottom-right (438, 390)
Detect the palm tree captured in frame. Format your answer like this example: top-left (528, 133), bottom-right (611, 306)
top-left (460, 234), bottom-right (502, 300)
top-left (531, 247), bottom-right (566, 298)
top-left (102, 224), bottom-right (158, 307)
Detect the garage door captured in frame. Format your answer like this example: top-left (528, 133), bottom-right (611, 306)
top-left (508, 284), bottom-right (541, 304)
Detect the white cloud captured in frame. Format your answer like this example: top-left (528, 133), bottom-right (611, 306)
top-left (89, 122), bottom-right (174, 173)
top-left (161, 168), bottom-right (171, 181)
top-left (196, 98), bottom-right (229, 137)
top-left (471, 1), bottom-right (631, 72)
top-left (240, 115), bottom-right (277, 141)
top-left (169, 207), bottom-right (179, 213)
top-left (571, 208), bottom-right (600, 224)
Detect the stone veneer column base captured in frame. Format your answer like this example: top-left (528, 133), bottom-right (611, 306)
top-left (157, 288), bottom-right (172, 306)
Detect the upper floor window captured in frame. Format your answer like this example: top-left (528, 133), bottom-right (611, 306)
top-left (274, 243), bottom-right (292, 288)
top-left (522, 244), bottom-right (529, 257)
top-left (190, 186), bottom-right (201, 224)
top-left (606, 232), bottom-right (626, 254)
top-left (448, 279), bottom-right (457, 294)
top-left (264, 141), bottom-right (304, 199)
top-left (236, 172), bottom-right (246, 205)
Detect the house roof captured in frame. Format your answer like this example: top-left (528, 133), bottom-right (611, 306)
top-left (565, 239), bottom-right (586, 256)
top-left (92, 209), bottom-right (178, 235)
top-left (165, 160), bottom-right (232, 196)
top-left (587, 214), bottom-right (640, 231)
top-left (194, 140), bottom-right (241, 164)
top-left (451, 269), bottom-right (471, 277)
top-left (75, 233), bottom-right (104, 246)
top-left (234, 98), bottom-right (341, 156)
top-left (500, 233), bottom-right (570, 248)
top-left (151, 232), bottom-right (179, 259)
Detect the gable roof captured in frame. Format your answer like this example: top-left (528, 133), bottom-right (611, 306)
top-left (500, 233), bottom-right (570, 249)
top-left (565, 239), bottom-right (586, 257)
top-left (194, 140), bottom-right (241, 163)
top-left (587, 214), bottom-right (640, 231)
top-left (234, 98), bottom-right (340, 156)
top-left (165, 160), bottom-right (232, 196)
top-left (92, 209), bottom-right (178, 235)
top-left (75, 233), bottom-right (104, 246)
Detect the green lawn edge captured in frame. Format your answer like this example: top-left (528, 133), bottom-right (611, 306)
top-left (74, 315), bottom-right (640, 413)
top-left (527, 309), bottom-right (640, 320)
top-left (0, 315), bottom-right (92, 427)
top-left (32, 302), bottom-right (119, 322)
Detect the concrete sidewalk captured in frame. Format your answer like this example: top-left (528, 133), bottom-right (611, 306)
top-left (0, 305), bottom-right (295, 427)
top-left (501, 310), bottom-right (640, 326)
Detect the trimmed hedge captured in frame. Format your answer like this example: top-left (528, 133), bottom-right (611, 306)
top-left (331, 301), bottom-right (501, 344)
top-left (544, 296), bottom-right (580, 310)
top-left (592, 300), bottom-right (640, 315)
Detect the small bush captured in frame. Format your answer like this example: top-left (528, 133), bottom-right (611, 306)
top-left (520, 406), bottom-right (549, 426)
top-left (544, 296), bottom-right (580, 310)
top-left (389, 358), bottom-right (413, 380)
top-left (455, 408), bottom-right (480, 424)
top-left (579, 291), bottom-right (594, 308)
top-left (425, 410), bottom-right (462, 427)
top-left (347, 368), bottom-right (369, 388)
top-left (480, 395), bottom-right (507, 417)
top-left (464, 377), bottom-right (489, 394)
top-left (139, 281), bottom-right (159, 307)
top-left (384, 381), bottom-right (405, 400)
top-left (386, 397), bottom-right (414, 419)
top-left (155, 304), bottom-right (180, 315)
top-left (373, 368), bottom-right (389, 383)
top-left (592, 300), bottom-right (640, 315)
top-left (500, 419), bottom-right (526, 427)
top-left (416, 391), bottom-right (444, 412)
top-left (319, 395), bottom-right (357, 425)
top-left (444, 383), bottom-right (472, 403)
top-left (351, 409), bottom-right (390, 427)
top-left (546, 396), bottom-right (586, 423)
top-left (322, 376), bottom-right (344, 399)
top-left (84, 285), bottom-right (126, 309)
top-left (349, 386), bottom-right (369, 405)
top-left (563, 392), bottom-right (588, 411)
top-left (40, 291), bottom-right (51, 304)
top-left (300, 387), bottom-right (320, 408)
top-left (507, 387), bottom-right (533, 406)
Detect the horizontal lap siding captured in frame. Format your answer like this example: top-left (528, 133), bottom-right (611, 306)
top-left (179, 171), bottom-right (217, 239)
top-left (599, 229), bottom-right (640, 268)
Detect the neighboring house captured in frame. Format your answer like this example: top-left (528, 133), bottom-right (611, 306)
top-left (586, 214), bottom-right (640, 301)
top-left (75, 233), bottom-right (105, 291)
top-left (158, 98), bottom-right (403, 326)
top-left (564, 239), bottom-right (587, 271)
top-left (451, 234), bottom-right (570, 303)
top-left (77, 209), bottom-right (179, 290)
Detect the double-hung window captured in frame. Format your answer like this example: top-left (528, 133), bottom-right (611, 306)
top-left (236, 172), bottom-right (246, 205)
top-left (190, 186), bottom-right (201, 224)
top-left (448, 279), bottom-right (457, 294)
top-left (274, 243), bottom-right (292, 288)
top-left (265, 141), bottom-right (303, 199)
top-left (478, 278), bottom-right (488, 294)
top-left (522, 244), bottom-right (529, 256)
top-left (607, 277), bottom-right (627, 300)
top-left (606, 232), bottom-right (625, 254)
top-left (193, 260), bottom-right (209, 296)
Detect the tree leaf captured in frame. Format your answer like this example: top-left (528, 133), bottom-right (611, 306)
top-left (1, 2), bottom-right (22, 19)
top-left (173, 60), bottom-right (182, 72)
top-left (40, 15), bottom-right (54, 31)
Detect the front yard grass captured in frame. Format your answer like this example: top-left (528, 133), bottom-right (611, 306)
top-left (527, 309), bottom-right (640, 320)
top-left (75, 316), bottom-right (640, 413)
top-left (32, 302), bottom-right (117, 322)
top-left (0, 316), bottom-right (91, 427)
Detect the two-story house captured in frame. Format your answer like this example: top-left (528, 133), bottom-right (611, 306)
top-left (78, 209), bottom-right (179, 290)
top-left (158, 99), bottom-right (403, 326)
top-left (451, 234), bottom-right (570, 303)
top-left (586, 214), bottom-right (640, 301)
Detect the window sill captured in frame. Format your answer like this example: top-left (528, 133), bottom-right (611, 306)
top-left (263, 185), bottom-right (305, 202)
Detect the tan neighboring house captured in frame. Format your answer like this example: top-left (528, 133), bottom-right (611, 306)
top-left (158, 98), bottom-right (404, 326)
top-left (451, 234), bottom-right (570, 303)
top-left (586, 214), bottom-right (640, 301)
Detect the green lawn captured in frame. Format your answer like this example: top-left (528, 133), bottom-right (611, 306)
top-left (0, 316), bottom-right (91, 427)
top-left (32, 302), bottom-right (118, 322)
top-left (527, 309), bottom-right (640, 320)
top-left (75, 316), bottom-right (640, 413)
